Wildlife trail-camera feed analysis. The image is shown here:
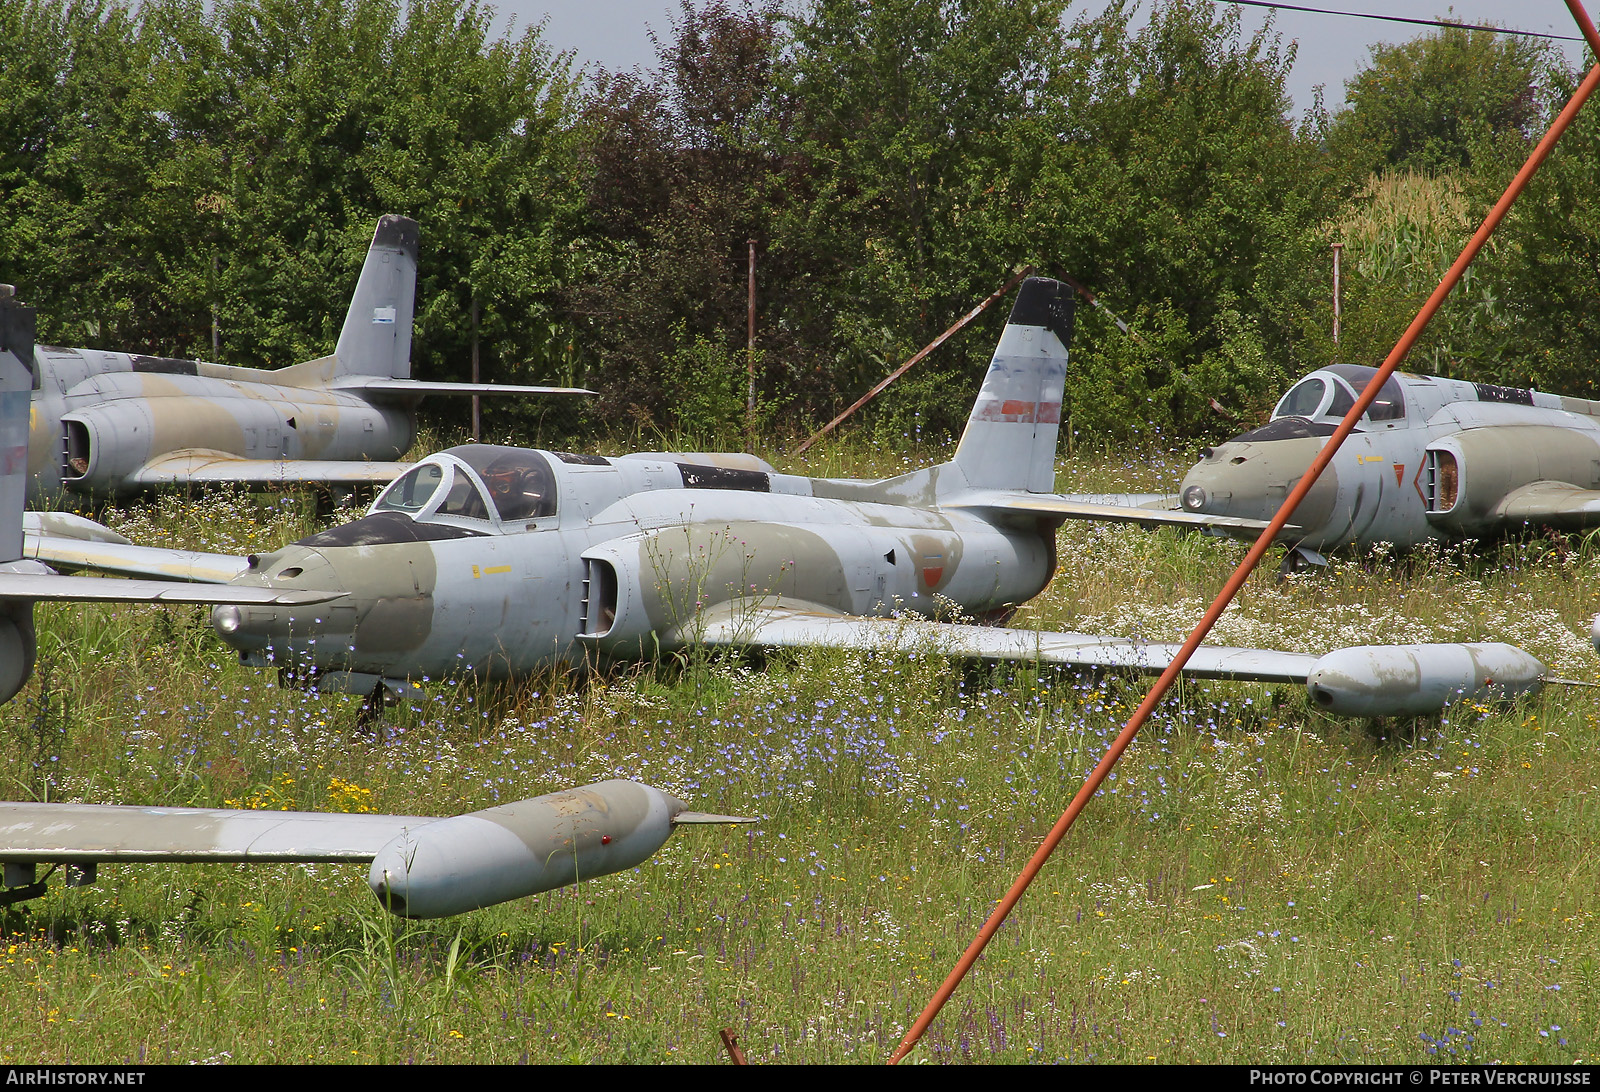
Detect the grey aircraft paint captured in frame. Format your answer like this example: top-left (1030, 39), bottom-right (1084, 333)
top-left (29, 279), bottom-right (1552, 719)
top-left (0, 780), bottom-right (754, 917)
top-left (1177, 364), bottom-right (1600, 560)
top-left (16, 216), bottom-right (586, 505)
top-left (0, 292), bottom-right (343, 705)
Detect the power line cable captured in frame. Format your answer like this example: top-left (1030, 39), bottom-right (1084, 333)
top-left (1219, 0), bottom-right (1584, 42)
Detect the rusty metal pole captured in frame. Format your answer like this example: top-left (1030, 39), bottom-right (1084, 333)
top-left (747, 240), bottom-right (757, 430)
top-left (470, 292), bottom-right (481, 442)
top-left (888, 43), bottom-right (1600, 1066)
top-left (795, 267), bottom-right (1033, 455)
top-left (1331, 242), bottom-right (1343, 348)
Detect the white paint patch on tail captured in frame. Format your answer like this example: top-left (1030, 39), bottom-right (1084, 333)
top-left (951, 278), bottom-right (1074, 494)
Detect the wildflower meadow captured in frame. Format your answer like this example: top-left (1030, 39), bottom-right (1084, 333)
top-left (1, 439), bottom-right (1596, 1064)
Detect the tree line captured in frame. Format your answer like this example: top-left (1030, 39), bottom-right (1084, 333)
top-left (0, 0), bottom-right (1593, 448)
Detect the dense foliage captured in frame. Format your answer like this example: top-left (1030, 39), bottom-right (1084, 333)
top-left (1, 0), bottom-right (1597, 443)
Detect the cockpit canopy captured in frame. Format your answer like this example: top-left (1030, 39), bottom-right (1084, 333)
top-left (373, 445), bottom-right (557, 528)
top-left (1272, 365), bottom-right (1406, 426)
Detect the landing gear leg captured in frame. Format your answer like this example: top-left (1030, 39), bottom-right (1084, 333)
top-left (356, 684), bottom-right (386, 731)
top-left (1277, 546), bottom-right (1328, 581)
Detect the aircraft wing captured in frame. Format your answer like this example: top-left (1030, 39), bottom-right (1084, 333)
top-left (684, 600), bottom-right (1318, 681)
top-left (1490, 481), bottom-right (1600, 531)
top-left (0, 802), bottom-right (428, 862)
top-left (25, 534), bottom-right (247, 583)
top-left (131, 451), bottom-right (410, 487)
top-left (674, 600), bottom-right (1549, 718)
top-left (0, 560), bottom-right (331, 605)
top-left (944, 491), bottom-right (1286, 535)
top-left (328, 378), bottom-right (594, 398)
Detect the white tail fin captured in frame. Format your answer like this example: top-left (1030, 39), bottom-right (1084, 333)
top-left (333, 215), bottom-right (419, 379)
top-left (951, 277), bottom-right (1074, 494)
top-left (0, 293), bottom-right (34, 563)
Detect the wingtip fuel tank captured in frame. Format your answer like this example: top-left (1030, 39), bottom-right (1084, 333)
top-left (1305, 642), bottom-right (1545, 718)
top-left (367, 780), bottom-right (756, 918)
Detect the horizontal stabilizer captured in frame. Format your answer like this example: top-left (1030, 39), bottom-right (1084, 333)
top-left (945, 491), bottom-right (1286, 535)
top-left (330, 378), bottom-right (594, 398)
top-left (132, 452), bottom-right (410, 487)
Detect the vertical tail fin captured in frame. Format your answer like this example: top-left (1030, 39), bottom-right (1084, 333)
top-left (951, 277), bottom-right (1074, 494)
top-left (0, 291), bottom-right (35, 562)
top-left (333, 215), bottom-right (419, 379)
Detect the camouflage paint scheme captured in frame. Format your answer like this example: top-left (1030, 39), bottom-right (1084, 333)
top-left (1089, 366), bottom-right (1600, 565)
top-left (0, 296), bottom-right (343, 706)
top-left (32, 278), bottom-right (1545, 719)
top-left (0, 781), bottom-right (753, 918)
top-left (1, 304), bottom-right (745, 919)
top-left (21, 215), bottom-right (586, 506)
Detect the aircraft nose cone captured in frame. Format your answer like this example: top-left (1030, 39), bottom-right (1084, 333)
top-left (1180, 436), bottom-right (1336, 531)
top-left (211, 548), bottom-right (349, 653)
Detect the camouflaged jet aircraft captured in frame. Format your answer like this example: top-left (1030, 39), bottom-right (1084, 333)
top-left (0, 310), bottom-right (746, 915)
top-left (0, 288), bottom-right (344, 705)
top-left (1094, 364), bottom-right (1600, 568)
top-left (27, 278), bottom-right (1556, 719)
top-left (18, 214), bottom-right (587, 506)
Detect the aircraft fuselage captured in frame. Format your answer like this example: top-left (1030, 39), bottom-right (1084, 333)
top-left (213, 446), bottom-right (1055, 691)
top-left (28, 348), bottom-right (416, 505)
top-left (1179, 364), bottom-right (1600, 554)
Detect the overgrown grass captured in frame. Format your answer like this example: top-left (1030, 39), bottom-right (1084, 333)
top-left (1, 446), bottom-right (1596, 1063)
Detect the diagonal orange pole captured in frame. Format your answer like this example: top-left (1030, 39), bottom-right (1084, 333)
top-left (889, 1), bottom-right (1600, 1063)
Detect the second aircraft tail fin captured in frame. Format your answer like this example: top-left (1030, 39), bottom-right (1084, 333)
top-left (333, 215), bottom-right (419, 380)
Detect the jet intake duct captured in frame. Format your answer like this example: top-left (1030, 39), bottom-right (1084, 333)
top-left (1424, 427), bottom-right (1600, 535)
top-left (59, 409), bottom-right (150, 493)
top-left (367, 780), bottom-right (683, 918)
top-left (1305, 643), bottom-right (1544, 718)
top-left (578, 541), bottom-right (668, 654)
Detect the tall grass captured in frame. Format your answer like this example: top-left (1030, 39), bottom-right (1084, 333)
top-left (0, 448), bottom-right (1596, 1063)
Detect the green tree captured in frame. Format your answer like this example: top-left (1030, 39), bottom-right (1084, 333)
top-left (1030, 0), bottom-right (1335, 440)
top-left (1329, 25), bottom-right (1549, 177)
top-left (565, 0), bottom-right (792, 432)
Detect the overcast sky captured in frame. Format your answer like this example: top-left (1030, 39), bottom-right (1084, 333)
top-left (490, 0), bottom-right (1591, 116)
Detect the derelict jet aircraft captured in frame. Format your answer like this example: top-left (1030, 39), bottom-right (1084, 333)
top-left (1077, 364), bottom-right (1600, 568)
top-left (0, 315), bottom-right (748, 915)
top-left (18, 215), bottom-right (587, 506)
top-left (28, 279), bottom-right (1557, 719)
top-left (0, 291), bottom-right (346, 704)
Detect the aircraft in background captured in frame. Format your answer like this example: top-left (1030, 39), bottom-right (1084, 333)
top-left (14, 215), bottom-right (588, 506)
top-left (1085, 364), bottom-right (1600, 568)
top-left (0, 779), bottom-right (751, 916)
top-left (0, 296), bottom-right (343, 705)
top-left (30, 278), bottom-right (1557, 720)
